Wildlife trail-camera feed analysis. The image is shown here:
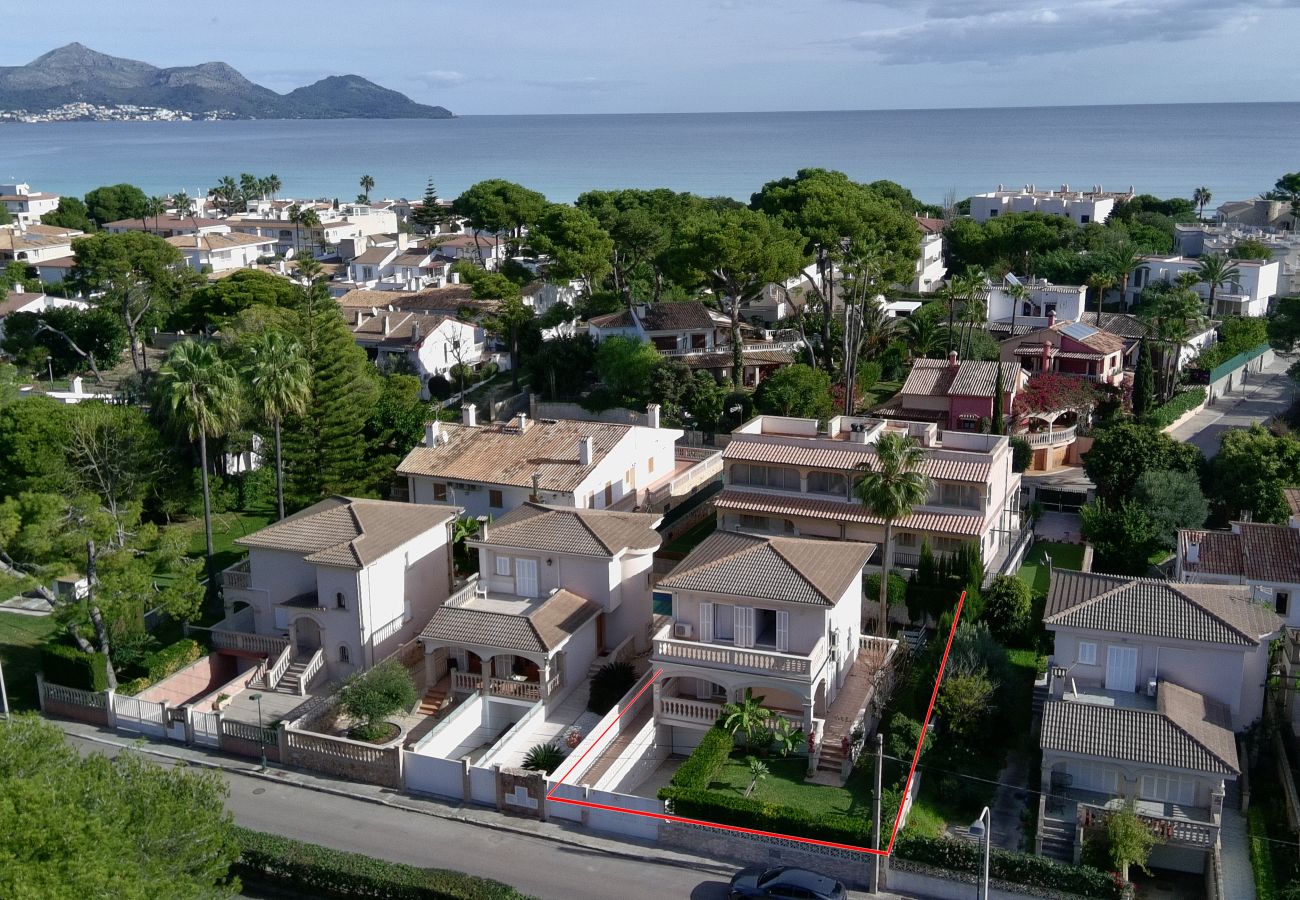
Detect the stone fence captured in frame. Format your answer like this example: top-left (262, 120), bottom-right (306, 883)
top-left (283, 727), bottom-right (403, 789)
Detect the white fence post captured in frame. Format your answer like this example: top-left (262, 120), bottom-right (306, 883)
top-left (105, 688), bottom-right (118, 729)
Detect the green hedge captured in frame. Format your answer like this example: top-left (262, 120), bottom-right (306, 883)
top-left (1248, 803), bottom-right (1279, 900)
top-left (233, 827), bottom-right (534, 899)
top-left (39, 642), bottom-right (110, 692)
top-left (667, 726), bottom-right (733, 789)
top-left (120, 638), bottom-right (205, 696)
top-left (1146, 388), bottom-right (1206, 429)
top-left (893, 834), bottom-right (1122, 899)
top-left (661, 787), bottom-right (873, 847)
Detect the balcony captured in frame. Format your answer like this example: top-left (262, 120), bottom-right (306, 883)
top-left (1021, 425), bottom-right (1077, 447)
top-left (651, 624), bottom-right (826, 680)
top-left (654, 690), bottom-right (808, 730)
top-left (221, 559), bottom-right (252, 591)
top-left (1077, 798), bottom-right (1218, 849)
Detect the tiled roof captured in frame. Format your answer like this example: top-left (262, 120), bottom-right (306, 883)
top-left (165, 232), bottom-right (276, 251)
top-left (350, 311), bottom-right (461, 347)
top-left (352, 246), bottom-right (395, 265)
top-left (899, 359), bottom-right (1022, 399)
top-left (0, 292), bottom-right (46, 317)
top-left (588, 310), bottom-right (636, 328)
top-left (236, 496), bottom-right (457, 569)
top-left (1041, 682), bottom-right (1238, 776)
top-left (641, 302), bottom-right (725, 332)
top-left (723, 437), bottom-right (991, 483)
top-left (659, 531), bottom-right (873, 606)
top-left (683, 349), bottom-right (795, 368)
top-left (397, 419), bottom-right (636, 493)
top-left (1180, 523), bottom-right (1300, 583)
top-left (1045, 569), bottom-right (1280, 646)
top-left (915, 216), bottom-right (946, 235)
top-left (420, 589), bottom-right (598, 655)
top-left (1052, 322), bottom-right (1126, 355)
top-left (1285, 489), bottom-right (1300, 517)
top-left (1079, 312), bottom-right (1151, 339)
top-left (478, 502), bottom-right (661, 556)
top-left (715, 488), bottom-right (986, 537)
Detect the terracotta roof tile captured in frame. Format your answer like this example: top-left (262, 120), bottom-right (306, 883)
top-left (723, 437), bottom-right (991, 483)
top-left (419, 589), bottom-right (598, 654)
top-left (1180, 523), bottom-right (1300, 583)
top-left (478, 502), bottom-right (661, 556)
top-left (715, 488), bottom-right (985, 536)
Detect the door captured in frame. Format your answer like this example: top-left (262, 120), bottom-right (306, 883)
top-left (1105, 645), bottom-right (1138, 692)
top-left (515, 558), bottom-right (539, 597)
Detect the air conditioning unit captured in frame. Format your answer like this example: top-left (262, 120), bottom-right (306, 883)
top-left (1146, 679), bottom-right (1158, 698)
top-left (674, 623), bottom-right (693, 639)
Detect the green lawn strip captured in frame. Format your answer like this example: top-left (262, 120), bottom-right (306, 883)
top-left (706, 754), bottom-right (872, 819)
top-left (1017, 541), bottom-right (1085, 595)
top-left (182, 506), bottom-right (275, 573)
top-left (0, 612), bottom-right (61, 710)
top-left (663, 518), bottom-right (717, 556)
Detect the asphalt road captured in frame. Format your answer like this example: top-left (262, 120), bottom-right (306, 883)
top-left (1166, 353), bottom-right (1294, 457)
top-left (63, 733), bottom-right (739, 900)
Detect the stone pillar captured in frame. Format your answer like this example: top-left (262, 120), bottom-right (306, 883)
top-left (105, 688), bottom-right (118, 730)
top-left (183, 704), bottom-right (195, 745)
top-left (802, 697), bottom-right (815, 736)
top-left (423, 643), bottom-right (437, 692)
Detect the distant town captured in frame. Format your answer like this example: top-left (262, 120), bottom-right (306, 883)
top-left (0, 102), bottom-right (237, 123)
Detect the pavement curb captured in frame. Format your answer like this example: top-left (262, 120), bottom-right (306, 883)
top-left (63, 726), bottom-right (735, 878)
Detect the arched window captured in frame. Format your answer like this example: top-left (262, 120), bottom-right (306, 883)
top-left (338, 644), bottom-right (350, 663)
top-left (336, 592), bottom-right (346, 609)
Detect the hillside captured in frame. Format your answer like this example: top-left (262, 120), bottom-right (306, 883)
top-left (0, 44), bottom-right (452, 119)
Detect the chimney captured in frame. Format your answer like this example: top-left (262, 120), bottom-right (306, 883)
top-left (578, 436), bottom-right (593, 465)
top-left (424, 421), bottom-right (439, 446)
top-left (411, 321), bottom-right (422, 342)
top-left (531, 472), bottom-right (541, 500)
top-left (355, 309), bottom-right (365, 326)
top-left (1186, 542), bottom-right (1200, 565)
top-left (1047, 309), bottom-right (1056, 328)
top-left (382, 315), bottom-right (391, 336)
top-left (462, 404), bottom-right (478, 427)
top-left (646, 403), bottom-right (661, 429)
top-left (948, 349), bottom-right (959, 370)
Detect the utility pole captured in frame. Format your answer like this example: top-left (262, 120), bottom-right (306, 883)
top-left (871, 731), bottom-right (884, 893)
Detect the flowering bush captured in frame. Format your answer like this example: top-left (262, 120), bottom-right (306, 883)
top-left (1013, 371), bottom-right (1098, 417)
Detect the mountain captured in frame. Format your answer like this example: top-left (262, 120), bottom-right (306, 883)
top-left (0, 44), bottom-right (452, 119)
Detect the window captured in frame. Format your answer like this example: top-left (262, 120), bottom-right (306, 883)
top-left (625, 467), bottom-right (635, 487)
top-left (807, 471), bottom-right (847, 495)
top-left (338, 644), bottom-right (351, 663)
top-left (495, 555), bottom-right (511, 576)
top-left (1079, 214), bottom-right (1090, 224)
top-left (754, 608), bottom-right (777, 648)
top-left (713, 603), bottom-right (735, 642)
top-left (604, 482), bottom-right (613, 506)
top-left (730, 463), bottom-right (800, 491)
top-left (1278, 592), bottom-right (1290, 616)
top-left (739, 514), bottom-right (769, 530)
top-left (652, 591), bottom-right (673, 616)
top-left (404, 596), bottom-right (412, 622)
top-left (1140, 773), bottom-right (1196, 805)
top-left (515, 558), bottom-right (540, 598)
top-left (432, 483), bottom-right (447, 501)
top-left (896, 532), bottom-right (918, 548)
top-left (648, 457), bottom-right (655, 474)
top-left (489, 489), bottom-right (503, 509)
top-left (1077, 641), bottom-right (1097, 665)
top-left (335, 592), bottom-right (346, 609)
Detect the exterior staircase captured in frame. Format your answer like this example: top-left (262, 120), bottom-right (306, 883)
top-left (1038, 816), bottom-right (1075, 863)
top-left (276, 652), bottom-right (323, 695)
top-left (417, 679), bottom-right (452, 716)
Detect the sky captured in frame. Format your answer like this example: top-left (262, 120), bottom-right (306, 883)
top-left (8, 0), bottom-right (1300, 115)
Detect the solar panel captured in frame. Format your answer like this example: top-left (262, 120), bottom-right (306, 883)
top-left (1061, 322), bottom-right (1098, 341)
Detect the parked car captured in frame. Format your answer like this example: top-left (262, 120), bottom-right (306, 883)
top-left (728, 866), bottom-right (847, 900)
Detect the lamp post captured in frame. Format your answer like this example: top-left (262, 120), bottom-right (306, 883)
top-left (45, 355), bottom-right (53, 387)
top-left (0, 655), bottom-right (9, 719)
top-left (969, 806), bottom-right (992, 900)
top-left (248, 692), bottom-right (266, 771)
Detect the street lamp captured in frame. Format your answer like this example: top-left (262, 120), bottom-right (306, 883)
top-left (248, 692), bottom-right (266, 771)
top-left (969, 806), bottom-right (992, 900)
top-left (45, 355), bottom-right (53, 387)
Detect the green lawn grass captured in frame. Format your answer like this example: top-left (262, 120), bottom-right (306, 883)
top-left (707, 754), bottom-right (873, 819)
top-left (1017, 541), bottom-right (1085, 595)
top-left (861, 380), bottom-right (903, 409)
top-left (663, 518), bottom-right (717, 556)
top-left (182, 505), bottom-right (275, 575)
top-left (0, 612), bottom-right (60, 711)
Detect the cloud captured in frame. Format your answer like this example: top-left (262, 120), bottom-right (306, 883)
top-left (843, 0), bottom-right (1300, 64)
top-left (419, 70), bottom-right (468, 87)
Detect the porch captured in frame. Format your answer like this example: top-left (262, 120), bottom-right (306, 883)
top-left (1040, 787), bottom-right (1221, 863)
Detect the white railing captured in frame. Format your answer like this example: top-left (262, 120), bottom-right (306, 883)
top-left (489, 677), bottom-right (541, 701)
top-left (210, 629), bottom-right (290, 658)
top-left (221, 559), bottom-right (252, 590)
top-left (445, 575), bottom-right (481, 608)
top-left (1022, 425), bottom-right (1077, 447)
top-left (286, 728), bottom-right (399, 762)
top-left (370, 612), bottom-right (405, 646)
top-left (546, 668), bottom-right (562, 697)
top-left (452, 672), bottom-right (482, 693)
top-left (1077, 802), bottom-right (1217, 848)
top-left (652, 626), bottom-right (825, 679)
top-left (295, 648), bottom-right (325, 695)
top-left (221, 718), bottom-right (277, 746)
top-left (264, 644), bottom-right (292, 690)
top-left (656, 695), bottom-right (724, 725)
top-left (43, 681), bottom-right (107, 709)
top-left (191, 709), bottom-right (220, 747)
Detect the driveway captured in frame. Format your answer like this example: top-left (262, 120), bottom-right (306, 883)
top-left (1166, 353), bottom-right (1294, 457)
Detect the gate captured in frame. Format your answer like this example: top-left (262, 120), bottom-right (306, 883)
top-left (1035, 487), bottom-right (1088, 512)
top-left (191, 709), bottom-right (220, 747)
top-left (114, 694), bottom-right (166, 737)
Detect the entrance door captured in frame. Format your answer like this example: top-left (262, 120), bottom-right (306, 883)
top-left (1105, 646), bottom-right (1138, 692)
top-left (515, 558), bottom-right (539, 597)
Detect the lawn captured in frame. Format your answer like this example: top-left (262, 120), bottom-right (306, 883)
top-left (1017, 541), bottom-right (1085, 595)
top-left (0, 612), bottom-right (60, 711)
top-left (181, 505), bottom-right (275, 575)
top-left (663, 517), bottom-right (717, 556)
top-left (860, 380), bottom-right (903, 409)
top-left (707, 754), bottom-right (873, 820)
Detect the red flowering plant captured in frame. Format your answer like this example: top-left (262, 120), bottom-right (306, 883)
top-left (1012, 371), bottom-right (1098, 429)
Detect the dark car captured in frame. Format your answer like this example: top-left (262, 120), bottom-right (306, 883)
top-left (728, 865), bottom-right (848, 900)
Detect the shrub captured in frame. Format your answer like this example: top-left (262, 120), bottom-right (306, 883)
top-left (233, 827), bottom-right (533, 899)
top-left (1146, 387), bottom-right (1206, 429)
top-left (893, 833), bottom-right (1122, 898)
top-left (667, 726), bottom-right (734, 790)
top-left (338, 660), bottom-right (418, 741)
top-left (119, 638), bottom-right (205, 696)
top-left (867, 573), bottom-right (907, 610)
top-left (661, 787), bottom-right (872, 847)
top-left (39, 642), bottom-right (110, 692)
top-left (521, 743), bottom-right (564, 774)
top-left (1009, 436), bottom-right (1032, 473)
top-left (982, 575), bottom-right (1034, 645)
top-left (587, 661), bottom-right (636, 714)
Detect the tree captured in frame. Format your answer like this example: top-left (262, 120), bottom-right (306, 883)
top-left (0, 396), bottom-right (72, 498)
top-left (1102, 242), bottom-right (1142, 309)
top-left (364, 373), bottom-right (432, 496)
top-left (1192, 186), bottom-right (1212, 220)
top-left (0, 715), bottom-right (240, 898)
top-left (1107, 800), bottom-right (1161, 882)
top-left (521, 744), bottom-right (565, 774)
top-left (359, 174), bottom-right (375, 203)
top-left (856, 433), bottom-right (933, 636)
top-left (1194, 254), bottom-right (1241, 317)
top-left (680, 371), bottom-right (727, 432)
top-left (595, 336), bottom-right (661, 403)
top-left (983, 575), bottom-right (1034, 644)
top-left (83, 183), bottom-right (148, 227)
top-left (1206, 425), bottom-right (1300, 524)
top-left (576, 187), bottom-right (702, 305)
top-left (1268, 171), bottom-right (1300, 223)
top-left (1010, 435), bottom-right (1032, 473)
top-left (753, 363), bottom-right (834, 420)
top-left (1082, 422), bottom-right (1203, 501)
top-left (720, 688), bottom-right (772, 742)
top-left (525, 333), bottom-right (596, 401)
top-left (530, 203), bottom-right (614, 296)
top-left (1086, 269), bottom-right (1116, 317)
top-left (1133, 468), bottom-right (1208, 550)
top-left (1131, 340), bottom-right (1155, 422)
top-left (483, 294), bottom-right (536, 391)
top-left (667, 206), bottom-right (805, 386)
top-left (743, 757), bottom-right (770, 797)
top-left (337, 659), bottom-right (417, 741)
top-left (1229, 239), bottom-right (1273, 261)
top-left (176, 269), bottom-right (301, 332)
top-left (172, 190), bottom-right (193, 231)
top-left (1138, 286), bottom-right (1203, 401)
top-left (990, 361), bottom-right (1006, 434)
top-left (71, 231), bottom-right (192, 373)
top-left (1269, 295), bottom-right (1300, 353)
top-left (1081, 498), bottom-right (1161, 575)
top-left (1, 306), bottom-right (127, 380)
top-left (240, 331), bottom-right (311, 520)
top-left (156, 341), bottom-right (241, 607)
top-left (41, 195), bottom-right (94, 232)
top-left (937, 671), bottom-right (996, 740)
top-left (1012, 371), bottom-right (1097, 421)
top-left (453, 179), bottom-right (547, 262)
top-left (411, 178), bottom-right (445, 233)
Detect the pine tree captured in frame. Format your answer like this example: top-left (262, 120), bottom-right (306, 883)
top-left (991, 363), bottom-right (1006, 434)
top-left (281, 277), bottom-right (379, 507)
top-left (412, 178), bottom-right (444, 233)
top-left (1132, 339), bottom-right (1155, 423)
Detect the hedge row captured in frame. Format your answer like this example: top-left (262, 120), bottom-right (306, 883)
top-left (1146, 388), bottom-right (1206, 429)
top-left (667, 726), bottom-right (733, 789)
top-left (893, 834), bottom-right (1122, 899)
top-left (39, 643), bottom-right (110, 692)
top-left (233, 827), bottom-right (535, 899)
top-left (662, 787), bottom-right (873, 847)
top-left (120, 638), bottom-right (205, 696)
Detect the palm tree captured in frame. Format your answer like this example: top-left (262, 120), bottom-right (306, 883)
top-left (937, 280), bottom-right (960, 353)
top-left (856, 432), bottom-right (933, 637)
top-left (156, 340), bottom-right (241, 609)
top-left (1086, 270), bottom-right (1116, 318)
top-left (1139, 287), bottom-right (1203, 400)
top-left (173, 190), bottom-right (192, 231)
top-left (743, 757), bottom-right (770, 797)
top-left (1004, 280), bottom-right (1030, 338)
top-left (286, 204), bottom-right (303, 257)
top-left (1193, 186), bottom-right (1212, 221)
top-left (299, 208), bottom-right (323, 257)
top-left (720, 688), bottom-right (772, 741)
top-left (240, 331), bottom-right (311, 520)
top-left (266, 174), bottom-right (282, 201)
top-left (1194, 254), bottom-right (1241, 318)
top-left (144, 196), bottom-right (167, 234)
top-left (905, 315), bottom-right (943, 359)
top-left (1102, 242), bottom-right (1142, 309)
top-left (359, 174), bottom-right (375, 203)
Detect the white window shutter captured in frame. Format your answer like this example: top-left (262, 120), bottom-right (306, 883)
top-left (699, 602), bottom-right (713, 643)
top-left (695, 677), bottom-right (712, 700)
top-left (735, 605), bottom-right (746, 647)
top-left (743, 607), bottom-right (756, 648)
top-left (776, 611), bottom-right (789, 653)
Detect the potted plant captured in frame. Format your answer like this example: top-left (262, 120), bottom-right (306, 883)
top-left (564, 727), bottom-right (583, 749)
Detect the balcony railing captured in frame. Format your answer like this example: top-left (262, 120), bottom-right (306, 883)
top-left (1022, 425), bottom-right (1078, 447)
top-left (652, 625), bottom-right (825, 679)
top-left (489, 677), bottom-right (540, 701)
top-left (1077, 801), bottom-right (1217, 848)
top-left (657, 695), bottom-right (722, 726)
top-left (210, 628), bottom-right (290, 658)
top-left (221, 559), bottom-right (252, 591)
top-left (451, 671), bottom-right (481, 694)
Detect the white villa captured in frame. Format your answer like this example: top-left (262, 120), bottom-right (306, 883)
top-left (969, 184), bottom-right (1132, 225)
top-left (0, 183), bottom-right (60, 226)
top-left (348, 309), bottom-right (486, 397)
top-left (1127, 254), bottom-right (1280, 317)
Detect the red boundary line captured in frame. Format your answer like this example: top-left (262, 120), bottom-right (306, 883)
top-left (545, 590), bottom-right (967, 857)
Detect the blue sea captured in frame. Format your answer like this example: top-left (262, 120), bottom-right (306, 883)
top-left (1, 102), bottom-right (1297, 206)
